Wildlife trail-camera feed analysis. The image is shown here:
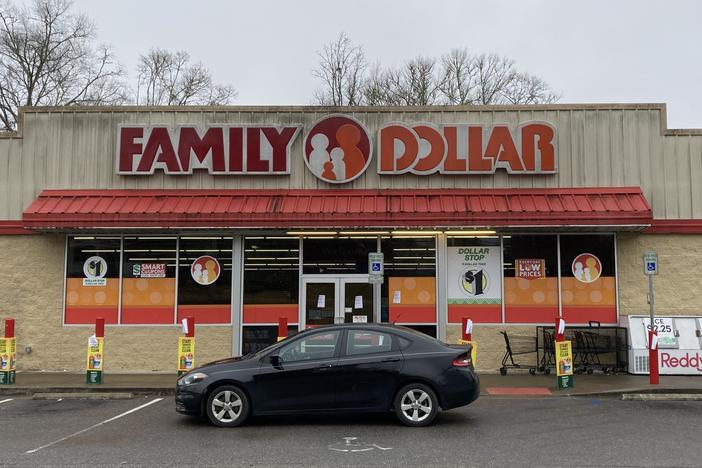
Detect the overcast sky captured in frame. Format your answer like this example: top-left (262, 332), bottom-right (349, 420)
top-left (69, 0), bottom-right (701, 128)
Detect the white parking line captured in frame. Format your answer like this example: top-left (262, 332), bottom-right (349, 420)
top-left (25, 398), bottom-right (163, 454)
top-left (0, 398), bottom-right (13, 404)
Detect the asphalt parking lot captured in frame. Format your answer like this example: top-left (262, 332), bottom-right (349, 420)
top-left (1, 395), bottom-right (701, 466)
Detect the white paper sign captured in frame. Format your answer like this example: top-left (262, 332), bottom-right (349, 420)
top-left (88, 334), bottom-right (98, 347)
top-left (447, 246), bottom-right (502, 306)
top-left (317, 295), bottom-right (326, 308)
top-left (181, 317), bottom-right (189, 335)
top-left (352, 315), bottom-right (367, 323)
top-left (642, 317), bottom-right (677, 347)
top-left (558, 318), bottom-right (566, 334)
top-left (354, 296), bottom-right (363, 309)
top-left (393, 291), bottom-right (401, 304)
top-left (465, 319), bottom-right (473, 335)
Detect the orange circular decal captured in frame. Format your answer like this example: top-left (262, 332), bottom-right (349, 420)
top-left (304, 115), bottom-right (372, 184)
top-left (191, 255), bottom-right (220, 285)
top-left (571, 253), bottom-right (602, 283)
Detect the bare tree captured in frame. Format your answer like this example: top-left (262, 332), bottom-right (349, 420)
top-left (312, 32), bottom-right (366, 106)
top-left (312, 38), bottom-right (560, 106)
top-left (0, 0), bottom-right (128, 130)
top-left (136, 48), bottom-right (236, 106)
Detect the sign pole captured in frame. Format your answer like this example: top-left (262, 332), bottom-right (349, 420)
top-left (643, 251), bottom-right (659, 385)
top-left (0, 318), bottom-right (16, 385)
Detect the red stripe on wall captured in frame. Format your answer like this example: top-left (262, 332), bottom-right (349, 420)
top-left (121, 307), bottom-right (174, 324)
top-left (177, 305), bottom-right (231, 324)
top-left (505, 305), bottom-right (559, 323)
top-left (65, 307), bottom-right (119, 324)
top-left (389, 305), bottom-right (436, 323)
top-left (0, 220), bottom-right (36, 235)
top-left (562, 306), bottom-right (617, 324)
top-left (448, 305), bottom-right (502, 323)
top-left (243, 304), bottom-right (299, 324)
top-left (645, 219), bottom-right (702, 234)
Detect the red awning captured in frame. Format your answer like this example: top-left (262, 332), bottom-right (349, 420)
top-left (22, 187), bottom-right (652, 230)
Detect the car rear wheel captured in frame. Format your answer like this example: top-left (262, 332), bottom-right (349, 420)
top-left (394, 383), bottom-right (439, 427)
top-left (206, 385), bottom-right (250, 427)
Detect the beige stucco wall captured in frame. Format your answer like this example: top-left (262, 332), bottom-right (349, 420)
top-left (617, 232), bottom-right (702, 315)
top-left (0, 235), bottom-right (232, 373)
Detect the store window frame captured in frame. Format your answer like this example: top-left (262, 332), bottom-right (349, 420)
top-left (62, 234), bottom-right (236, 327)
top-left (443, 232), bottom-right (619, 327)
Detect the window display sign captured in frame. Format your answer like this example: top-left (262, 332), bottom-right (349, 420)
top-left (177, 336), bottom-right (195, 376)
top-left (190, 256), bottom-right (221, 285)
top-left (447, 247), bottom-right (502, 306)
top-left (515, 259), bottom-right (545, 279)
top-left (132, 263), bottom-right (166, 278)
top-left (571, 253), bottom-right (602, 283)
top-left (83, 256), bottom-right (107, 286)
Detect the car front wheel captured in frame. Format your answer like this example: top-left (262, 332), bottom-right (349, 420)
top-left (205, 385), bottom-right (250, 427)
top-left (394, 383), bottom-right (439, 427)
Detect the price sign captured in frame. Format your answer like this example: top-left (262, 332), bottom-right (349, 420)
top-left (643, 317), bottom-right (677, 348)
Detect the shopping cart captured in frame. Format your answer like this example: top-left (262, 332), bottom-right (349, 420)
top-left (499, 331), bottom-right (537, 375)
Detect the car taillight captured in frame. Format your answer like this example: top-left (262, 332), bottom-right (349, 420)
top-left (452, 354), bottom-right (472, 367)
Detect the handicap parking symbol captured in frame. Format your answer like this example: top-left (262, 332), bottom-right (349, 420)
top-left (372, 263), bottom-right (381, 272)
top-left (646, 262), bottom-right (656, 271)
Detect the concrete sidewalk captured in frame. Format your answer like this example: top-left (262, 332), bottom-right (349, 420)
top-left (1, 371), bottom-right (701, 397)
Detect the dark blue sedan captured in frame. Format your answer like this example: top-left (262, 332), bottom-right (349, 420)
top-left (176, 323), bottom-right (479, 427)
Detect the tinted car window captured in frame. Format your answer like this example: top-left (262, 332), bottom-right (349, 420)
top-left (278, 331), bottom-right (340, 363)
top-left (346, 330), bottom-right (393, 356)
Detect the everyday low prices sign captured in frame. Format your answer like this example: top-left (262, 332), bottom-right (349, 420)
top-left (515, 259), bottom-right (545, 279)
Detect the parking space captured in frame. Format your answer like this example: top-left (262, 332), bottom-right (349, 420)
top-left (1, 396), bottom-right (701, 466)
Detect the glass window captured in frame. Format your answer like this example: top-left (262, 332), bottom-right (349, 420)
top-left (65, 237), bottom-right (121, 324)
top-left (381, 237), bottom-right (436, 324)
top-left (121, 236), bottom-right (177, 324)
top-left (241, 325), bottom-right (299, 356)
top-left (178, 237), bottom-right (232, 324)
top-left (303, 238), bottom-right (375, 274)
top-left (559, 234), bottom-right (616, 324)
top-left (446, 236), bottom-right (501, 323)
top-left (242, 237), bottom-right (299, 325)
top-left (346, 330), bottom-right (393, 356)
top-left (278, 331), bottom-right (340, 362)
top-left (503, 235), bottom-right (558, 323)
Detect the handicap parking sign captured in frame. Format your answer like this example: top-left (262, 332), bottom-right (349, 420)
top-left (643, 252), bottom-right (658, 275)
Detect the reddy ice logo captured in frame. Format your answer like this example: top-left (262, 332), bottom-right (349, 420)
top-left (303, 115), bottom-right (372, 184)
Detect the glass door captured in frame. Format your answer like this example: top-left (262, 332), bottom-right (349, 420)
top-left (303, 281), bottom-right (338, 327)
top-left (302, 277), bottom-right (375, 328)
top-left (341, 279), bottom-right (374, 324)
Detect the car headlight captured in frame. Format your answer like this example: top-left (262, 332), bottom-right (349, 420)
top-left (178, 372), bottom-right (208, 386)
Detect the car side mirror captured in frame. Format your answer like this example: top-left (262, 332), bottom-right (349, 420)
top-left (269, 354), bottom-right (281, 367)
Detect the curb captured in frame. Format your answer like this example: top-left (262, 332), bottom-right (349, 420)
top-left (0, 387), bottom-right (174, 397)
top-left (622, 393), bottom-right (702, 401)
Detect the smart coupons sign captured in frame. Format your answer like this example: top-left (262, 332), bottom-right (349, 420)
top-left (116, 115), bottom-right (557, 181)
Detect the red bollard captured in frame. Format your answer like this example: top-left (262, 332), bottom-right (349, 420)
top-left (648, 330), bottom-right (659, 385)
top-left (277, 317), bottom-right (288, 342)
top-left (185, 316), bottom-right (195, 338)
top-left (1, 318), bottom-right (16, 385)
top-left (86, 317), bottom-right (105, 384)
top-left (461, 317), bottom-right (473, 341)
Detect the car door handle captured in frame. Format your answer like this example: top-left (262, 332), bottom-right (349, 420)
top-left (381, 357), bottom-right (400, 363)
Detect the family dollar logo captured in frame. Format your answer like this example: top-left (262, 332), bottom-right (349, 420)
top-left (304, 115), bottom-right (372, 184)
top-left (461, 269), bottom-right (488, 296)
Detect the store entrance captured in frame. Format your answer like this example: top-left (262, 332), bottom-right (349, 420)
top-left (302, 276), bottom-right (374, 328)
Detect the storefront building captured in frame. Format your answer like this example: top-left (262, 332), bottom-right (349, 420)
top-left (0, 104), bottom-right (700, 372)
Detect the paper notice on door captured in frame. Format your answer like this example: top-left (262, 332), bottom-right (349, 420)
top-left (393, 290), bottom-right (401, 304)
top-left (317, 295), bottom-right (325, 308)
top-left (354, 295), bottom-right (363, 309)
top-left (352, 315), bottom-right (367, 323)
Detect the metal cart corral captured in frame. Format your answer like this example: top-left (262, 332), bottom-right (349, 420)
top-left (536, 323), bottom-right (628, 374)
top-left (499, 331), bottom-right (537, 375)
